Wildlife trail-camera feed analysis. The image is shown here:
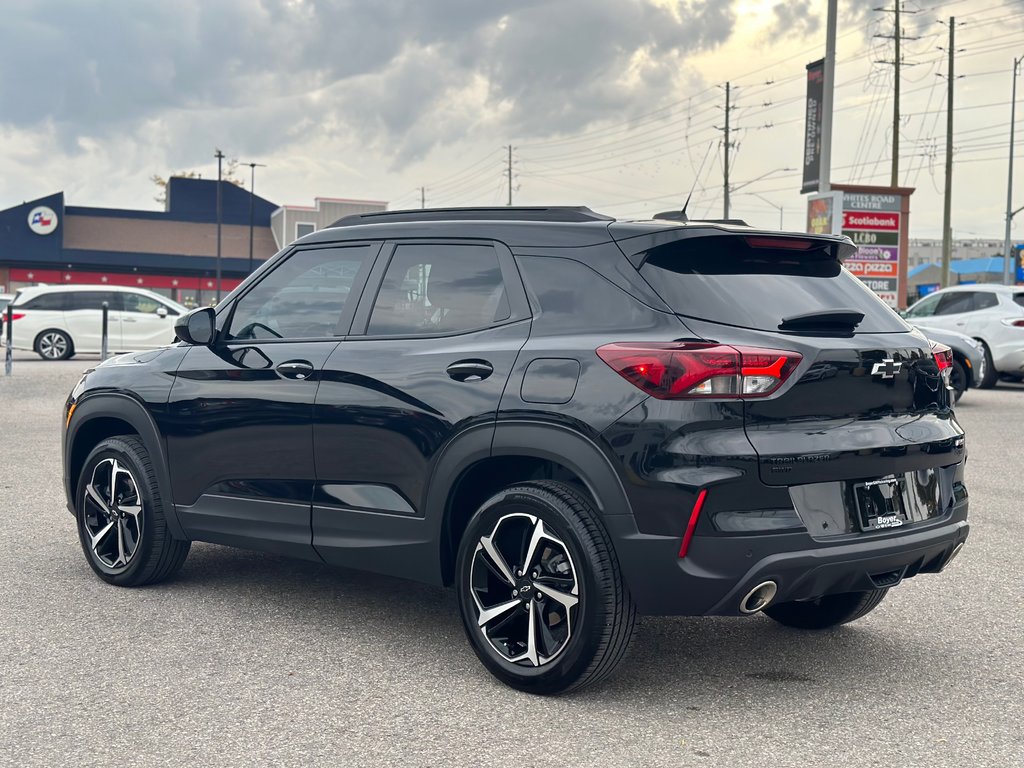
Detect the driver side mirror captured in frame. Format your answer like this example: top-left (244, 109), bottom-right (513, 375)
top-left (156, 306), bottom-right (169, 319)
top-left (175, 307), bottom-right (217, 346)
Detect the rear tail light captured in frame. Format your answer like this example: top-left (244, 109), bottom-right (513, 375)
top-left (596, 342), bottom-right (802, 399)
top-left (930, 341), bottom-right (953, 387)
top-left (1000, 318), bottom-right (1024, 328)
top-left (4, 313), bottom-right (24, 321)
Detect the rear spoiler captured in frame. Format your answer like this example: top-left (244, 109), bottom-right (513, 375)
top-left (609, 223), bottom-right (857, 267)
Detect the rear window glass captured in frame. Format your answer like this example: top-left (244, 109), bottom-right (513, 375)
top-left (20, 292), bottom-right (67, 311)
top-left (639, 238), bottom-right (908, 333)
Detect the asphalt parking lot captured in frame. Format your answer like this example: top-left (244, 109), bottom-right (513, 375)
top-left (0, 351), bottom-right (1021, 767)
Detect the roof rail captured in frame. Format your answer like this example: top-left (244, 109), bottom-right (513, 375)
top-left (329, 206), bottom-right (614, 228)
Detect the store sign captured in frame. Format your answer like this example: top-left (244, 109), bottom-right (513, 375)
top-left (840, 192), bottom-right (905, 309)
top-left (27, 205), bottom-right (58, 236)
top-left (801, 59), bottom-right (825, 194)
top-left (806, 191), bottom-right (842, 235)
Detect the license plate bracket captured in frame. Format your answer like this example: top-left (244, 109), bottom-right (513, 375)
top-left (854, 477), bottom-right (909, 531)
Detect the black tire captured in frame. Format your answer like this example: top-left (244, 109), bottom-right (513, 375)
top-left (35, 328), bottom-right (74, 360)
top-left (455, 481), bottom-right (636, 694)
top-left (976, 341), bottom-right (998, 389)
top-left (949, 358), bottom-right (968, 402)
top-left (763, 588), bottom-right (889, 630)
top-left (76, 435), bottom-right (190, 586)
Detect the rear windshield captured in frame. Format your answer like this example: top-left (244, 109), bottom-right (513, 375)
top-left (639, 238), bottom-right (909, 333)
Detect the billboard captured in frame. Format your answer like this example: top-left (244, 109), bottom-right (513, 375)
top-left (801, 59), bottom-right (825, 194)
top-left (806, 191), bottom-right (842, 235)
top-left (840, 192), bottom-right (903, 308)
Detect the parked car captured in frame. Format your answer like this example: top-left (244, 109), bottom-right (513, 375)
top-left (904, 284), bottom-right (1024, 388)
top-left (913, 325), bottom-right (984, 402)
top-left (63, 208), bottom-right (969, 694)
top-left (7, 285), bottom-right (186, 360)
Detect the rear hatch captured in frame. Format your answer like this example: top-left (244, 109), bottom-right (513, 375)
top-left (620, 227), bottom-right (965, 532)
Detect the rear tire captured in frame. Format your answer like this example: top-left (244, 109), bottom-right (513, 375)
top-left (76, 435), bottom-right (190, 586)
top-left (976, 341), bottom-right (997, 389)
top-left (455, 481), bottom-right (636, 694)
top-left (35, 329), bottom-right (73, 360)
top-left (763, 589), bottom-right (888, 630)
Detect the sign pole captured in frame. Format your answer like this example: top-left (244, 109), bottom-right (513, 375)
top-left (820, 0), bottom-right (837, 193)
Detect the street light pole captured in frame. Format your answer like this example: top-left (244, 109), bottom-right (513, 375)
top-left (1004, 56), bottom-right (1022, 285)
top-left (744, 192), bottom-right (785, 230)
top-left (214, 149), bottom-right (224, 303)
top-left (244, 162), bottom-right (267, 276)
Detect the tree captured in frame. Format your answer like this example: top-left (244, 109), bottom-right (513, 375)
top-left (151, 160), bottom-right (245, 206)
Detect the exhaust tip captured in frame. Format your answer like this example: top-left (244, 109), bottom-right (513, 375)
top-left (739, 580), bottom-right (778, 614)
top-left (939, 542), bottom-right (965, 572)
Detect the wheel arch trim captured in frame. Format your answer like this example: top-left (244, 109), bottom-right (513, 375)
top-left (65, 392), bottom-right (184, 539)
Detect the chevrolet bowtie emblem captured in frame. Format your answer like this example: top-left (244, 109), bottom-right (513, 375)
top-left (871, 359), bottom-right (902, 379)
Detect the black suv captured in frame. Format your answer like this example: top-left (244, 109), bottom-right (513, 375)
top-left (63, 207), bottom-right (969, 694)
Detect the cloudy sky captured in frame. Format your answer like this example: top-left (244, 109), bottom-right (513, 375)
top-left (1, 0), bottom-right (1021, 240)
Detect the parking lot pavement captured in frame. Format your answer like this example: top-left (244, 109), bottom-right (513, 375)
top-left (0, 359), bottom-right (1021, 768)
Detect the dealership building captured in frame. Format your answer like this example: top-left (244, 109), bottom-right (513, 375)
top-left (0, 178), bottom-right (386, 307)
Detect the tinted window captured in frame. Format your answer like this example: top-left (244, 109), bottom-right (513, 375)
top-left (367, 244), bottom-right (509, 336)
top-left (124, 292), bottom-right (175, 315)
top-left (974, 292), bottom-right (998, 310)
top-left (65, 292), bottom-right (123, 311)
top-left (935, 292), bottom-right (975, 315)
top-left (517, 255), bottom-right (653, 334)
top-left (228, 246), bottom-right (372, 340)
top-left (22, 292), bottom-right (68, 311)
top-left (639, 238), bottom-right (907, 333)
top-left (1014, 293), bottom-right (1024, 308)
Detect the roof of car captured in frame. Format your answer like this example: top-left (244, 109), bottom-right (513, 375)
top-left (303, 205), bottom-right (852, 257)
top-left (928, 283), bottom-right (1020, 293)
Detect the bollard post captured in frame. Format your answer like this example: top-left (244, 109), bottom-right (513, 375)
top-left (4, 303), bottom-right (12, 376)
top-left (101, 302), bottom-right (109, 360)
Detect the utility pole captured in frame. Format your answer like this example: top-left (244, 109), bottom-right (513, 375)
top-left (892, 1), bottom-right (900, 186)
top-left (820, 0), bottom-right (838, 193)
top-left (723, 82), bottom-right (731, 219)
top-left (505, 145), bottom-right (514, 206)
top-left (941, 18), bottom-right (955, 288)
top-left (874, 2), bottom-right (918, 186)
top-left (214, 149), bottom-right (224, 303)
top-left (420, 186), bottom-right (426, 209)
top-left (1004, 56), bottom-right (1022, 285)
top-left (244, 162), bottom-right (266, 276)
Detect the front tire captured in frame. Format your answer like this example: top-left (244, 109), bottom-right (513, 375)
top-left (949, 358), bottom-right (968, 402)
top-left (455, 481), bottom-right (636, 694)
top-left (763, 588), bottom-right (888, 630)
top-left (976, 341), bottom-right (997, 389)
top-left (76, 435), bottom-right (190, 586)
top-left (35, 329), bottom-right (73, 360)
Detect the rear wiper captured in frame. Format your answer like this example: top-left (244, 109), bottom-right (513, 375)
top-left (779, 309), bottom-right (865, 332)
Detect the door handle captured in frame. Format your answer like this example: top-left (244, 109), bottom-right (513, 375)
top-left (446, 360), bottom-right (494, 382)
top-left (276, 360), bottom-right (315, 380)
top-left (122, 317), bottom-right (136, 323)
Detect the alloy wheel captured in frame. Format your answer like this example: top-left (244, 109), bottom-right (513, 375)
top-left (38, 332), bottom-right (68, 359)
top-left (468, 512), bottom-right (580, 667)
top-left (82, 458), bottom-right (144, 570)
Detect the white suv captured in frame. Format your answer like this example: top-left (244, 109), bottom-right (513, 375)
top-left (905, 284), bottom-right (1024, 387)
top-left (7, 285), bottom-right (187, 360)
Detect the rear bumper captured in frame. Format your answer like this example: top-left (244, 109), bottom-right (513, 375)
top-left (605, 505), bottom-right (969, 616)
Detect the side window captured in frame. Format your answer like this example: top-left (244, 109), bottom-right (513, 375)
top-left (367, 243), bottom-right (510, 336)
top-left (227, 246), bottom-right (372, 340)
top-left (123, 292), bottom-right (174, 315)
top-left (936, 292), bottom-right (976, 315)
top-left (1013, 293), bottom-right (1024, 308)
top-left (64, 292), bottom-right (122, 311)
top-left (905, 294), bottom-right (941, 318)
top-left (296, 222), bottom-right (316, 239)
top-left (973, 292), bottom-right (998, 311)
top-left (23, 292), bottom-right (68, 311)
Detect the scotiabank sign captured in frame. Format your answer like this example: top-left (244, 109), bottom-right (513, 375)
top-left (842, 212), bottom-right (899, 231)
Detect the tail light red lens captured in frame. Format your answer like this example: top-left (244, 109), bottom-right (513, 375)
top-left (930, 342), bottom-right (953, 373)
top-left (596, 342), bottom-right (802, 399)
top-left (6, 313), bottom-right (24, 321)
top-left (1002, 318), bottom-right (1024, 328)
